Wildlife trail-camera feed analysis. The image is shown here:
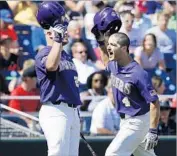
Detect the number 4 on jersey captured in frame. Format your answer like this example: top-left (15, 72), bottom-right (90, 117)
top-left (122, 97), bottom-right (131, 107)
top-left (74, 76), bottom-right (79, 87)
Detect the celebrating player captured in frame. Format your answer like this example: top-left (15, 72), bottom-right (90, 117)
top-left (35, 2), bottom-right (82, 156)
top-left (92, 7), bottom-right (160, 156)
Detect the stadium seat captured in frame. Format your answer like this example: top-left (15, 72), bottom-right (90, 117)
top-left (164, 53), bottom-right (176, 70)
top-left (145, 68), bottom-right (176, 94)
top-left (0, 70), bottom-right (20, 84)
top-left (14, 24), bottom-right (46, 58)
top-left (15, 24), bottom-right (34, 57)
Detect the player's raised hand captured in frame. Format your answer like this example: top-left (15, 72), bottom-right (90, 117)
top-left (53, 24), bottom-right (68, 43)
top-left (92, 27), bottom-right (104, 42)
top-left (144, 128), bottom-right (158, 151)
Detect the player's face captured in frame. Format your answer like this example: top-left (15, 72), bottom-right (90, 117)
top-left (107, 35), bottom-right (122, 61)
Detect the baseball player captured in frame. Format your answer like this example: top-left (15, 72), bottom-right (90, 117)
top-left (35, 2), bottom-right (82, 156)
top-left (91, 7), bottom-right (160, 156)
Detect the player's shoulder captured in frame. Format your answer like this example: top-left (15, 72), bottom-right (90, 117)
top-left (107, 61), bottom-right (116, 71)
top-left (35, 46), bottom-right (51, 60)
top-left (132, 61), bottom-right (148, 79)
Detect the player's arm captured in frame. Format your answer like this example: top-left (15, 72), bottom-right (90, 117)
top-left (46, 25), bottom-right (67, 71)
top-left (150, 100), bottom-right (160, 129)
top-left (46, 42), bottom-right (63, 71)
top-left (99, 43), bottom-right (109, 67)
top-left (92, 28), bottom-right (109, 67)
top-left (136, 71), bottom-right (159, 150)
top-left (144, 99), bottom-right (160, 151)
top-left (136, 71), bottom-right (160, 128)
top-left (91, 8), bottom-right (122, 66)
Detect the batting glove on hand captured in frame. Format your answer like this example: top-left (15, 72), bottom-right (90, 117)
top-left (53, 24), bottom-right (67, 43)
top-left (144, 128), bottom-right (158, 151)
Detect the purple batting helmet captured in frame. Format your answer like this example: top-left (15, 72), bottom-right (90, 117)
top-left (36, 2), bottom-right (67, 29)
top-left (91, 7), bottom-right (122, 35)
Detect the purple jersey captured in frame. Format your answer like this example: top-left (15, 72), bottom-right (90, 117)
top-left (107, 60), bottom-right (158, 116)
top-left (35, 46), bottom-right (82, 106)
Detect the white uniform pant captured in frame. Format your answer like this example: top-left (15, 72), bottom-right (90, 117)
top-left (105, 112), bottom-right (157, 156)
top-left (39, 102), bottom-right (80, 156)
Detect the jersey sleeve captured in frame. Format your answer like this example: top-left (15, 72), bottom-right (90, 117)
top-left (35, 53), bottom-right (48, 80)
top-left (136, 71), bottom-right (158, 103)
top-left (35, 47), bottom-right (56, 80)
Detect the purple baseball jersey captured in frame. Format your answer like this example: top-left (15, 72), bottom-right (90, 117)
top-left (107, 60), bottom-right (158, 116)
top-left (35, 46), bottom-right (82, 106)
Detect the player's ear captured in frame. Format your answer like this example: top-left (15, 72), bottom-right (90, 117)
top-left (44, 29), bottom-right (53, 38)
top-left (121, 46), bottom-right (127, 53)
top-left (46, 31), bottom-right (52, 37)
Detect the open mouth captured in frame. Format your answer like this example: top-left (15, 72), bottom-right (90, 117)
top-left (109, 51), bottom-right (114, 56)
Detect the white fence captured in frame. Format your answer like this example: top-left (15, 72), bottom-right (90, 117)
top-left (0, 94), bottom-right (175, 101)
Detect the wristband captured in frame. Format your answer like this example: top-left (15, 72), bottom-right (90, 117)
top-left (149, 128), bottom-right (158, 134)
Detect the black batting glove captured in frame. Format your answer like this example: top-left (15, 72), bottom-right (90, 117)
top-left (53, 24), bottom-right (67, 43)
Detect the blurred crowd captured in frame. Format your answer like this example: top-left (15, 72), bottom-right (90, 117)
top-left (0, 1), bottom-right (176, 136)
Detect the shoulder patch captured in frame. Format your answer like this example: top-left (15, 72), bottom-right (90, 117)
top-left (150, 90), bottom-right (157, 96)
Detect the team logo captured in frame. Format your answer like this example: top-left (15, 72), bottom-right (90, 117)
top-left (150, 90), bottom-right (157, 96)
top-left (125, 74), bottom-right (131, 77)
top-left (111, 11), bottom-right (117, 17)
